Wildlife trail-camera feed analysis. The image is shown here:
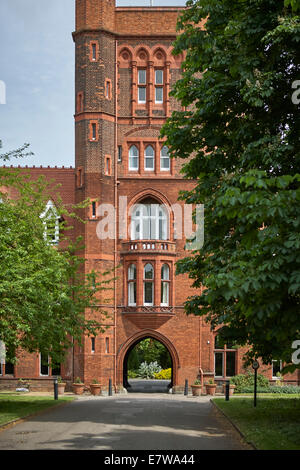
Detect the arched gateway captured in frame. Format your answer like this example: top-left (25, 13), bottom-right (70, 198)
top-left (116, 330), bottom-right (180, 390)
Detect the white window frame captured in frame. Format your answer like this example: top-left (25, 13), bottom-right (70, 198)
top-left (138, 69), bottom-right (147, 104)
top-left (130, 203), bottom-right (168, 241)
top-left (155, 86), bottom-right (163, 104)
top-left (144, 145), bottom-right (155, 171)
top-left (155, 69), bottom-right (164, 85)
top-left (39, 353), bottom-right (50, 376)
top-left (40, 200), bottom-right (60, 245)
top-left (214, 351), bottom-right (224, 378)
top-left (160, 146), bottom-right (170, 171)
top-left (155, 69), bottom-right (164, 104)
top-left (128, 264), bottom-right (137, 306)
top-left (129, 145), bottom-right (139, 171)
top-left (161, 264), bottom-right (170, 306)
top-left (138, 87), bottom-right (146, 104)
top-left (143, 263), bottom-right (154, 306)
top-left (272, 360), bottom-right (283, 379)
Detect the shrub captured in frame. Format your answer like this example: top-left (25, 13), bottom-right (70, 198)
top-left (229, 372), bottom-right (269, 392)
top-left (237, 385), bottom-right (300, 394)
top-left (127, 370), bottom-right (138, 379)
top-left (138, 361), bottom-right (162, 379)
top-left (91, 379), bottom-right (100, 384)
top-left (154, 368), bottom-right (172, 380)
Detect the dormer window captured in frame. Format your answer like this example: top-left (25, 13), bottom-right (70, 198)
top-left (40, 200), bottom-right (60, 245)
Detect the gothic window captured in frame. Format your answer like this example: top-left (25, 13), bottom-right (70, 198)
top-left (130, 199), bottom-right (168, 240)
top-left (161, 264), bottom-right (170, 306)
top-left (129, 145), bottom-right (139, 171)
top-left (128, 264), bottom-right (137, 306)
top-left (160, 146), bottom-right (170, 171)
top-left (144, 263), bottom-right (154, 306)
top-left (144, 145), bottom-right (154, 171)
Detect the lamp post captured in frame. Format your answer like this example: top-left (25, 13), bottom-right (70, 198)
top-left (252, 360), bottom-right (260, 407)
top-left (53, 377), bottom-right (58, 400)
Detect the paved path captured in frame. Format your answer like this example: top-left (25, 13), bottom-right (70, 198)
top-left (127, 379), bottom-right (171, 393)
top-left (0, 393), bottom-right (250, 450)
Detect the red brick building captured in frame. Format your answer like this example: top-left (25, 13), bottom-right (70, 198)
top-left (1, 0), bottom-right (299, 392)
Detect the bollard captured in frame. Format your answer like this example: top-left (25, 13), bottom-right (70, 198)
top-left (184, 379), bottom-right (188, 396)
top-left (109, 378), bottom-right (112, 396)
top-left (254, 368), bottom-right (257, 407)
top-left (225, 380), bottom-right (230, 401)
top-left (54, 378), bottom-right (58, 400)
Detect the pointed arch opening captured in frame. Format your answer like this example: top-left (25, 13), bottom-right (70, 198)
top-left (123, 336), bottom-right (172, 393)
top-left (117, 330), bottom-right (179, 393)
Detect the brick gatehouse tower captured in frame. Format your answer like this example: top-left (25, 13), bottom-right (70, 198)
top-left (1, 0), bottom-right (299, 392)
top-left (72, 0), bottom-right (208, 393)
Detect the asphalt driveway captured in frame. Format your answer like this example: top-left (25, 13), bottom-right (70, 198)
top-left (0, 392), bottom-right (251, 451)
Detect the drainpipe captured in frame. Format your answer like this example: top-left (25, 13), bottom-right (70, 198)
top-left (113, 37), bottom-right (118, 392)
top-left (199, 316), bottom-right (203, 385)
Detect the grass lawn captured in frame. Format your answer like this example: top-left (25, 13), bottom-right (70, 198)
top-left (213, 395), bottom-right (300, 450)
top-left (0, 393), bottom-right (74, 427)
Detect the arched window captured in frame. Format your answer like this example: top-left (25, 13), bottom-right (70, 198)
top-left (40, 200), bottom-right (60, 245)
top-left (161, 264), bottom-right (170, 306)
top-left (160, 146), bottom-right (170, 171)
top-left (128, 264), bottom-right (137, 306)
top-left (129, 145), bottom-right (139, 171)
top-left (144, 263), bottom-right (154, 306)
top-left (130, 198), bottom-right (168, 240)
top-left (144, 145), bottom-right (154, 171)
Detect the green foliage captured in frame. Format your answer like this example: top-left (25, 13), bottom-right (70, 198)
top-left (206, 379), bottom-right (216, 385)
top-left (127, 338), bottom-right (172, 371)
top-left (238, 385), bottom-right (300, 394)
top-left (193, 379), bottom-right (201, 385)
top-left (214, 397), bottom-right (300, 450)
top-left (0, 144), bottom-right (113, 366)
top-left (161, 0), bottom-right (300, 371)
top-left (137, 361), bottom-right (162, 379)
top-left (74, 377), bottom-right (83, 384)
top-left (127, 370), bottom-right (138, 379)
top-left (91, 379), bottom-right (100, 384)
top-left (154, 368), bottom-right (172, 380)
top-left (0, 140), bottom-right (33, 162)
top-left (230, 372), bottom-right (270, 392)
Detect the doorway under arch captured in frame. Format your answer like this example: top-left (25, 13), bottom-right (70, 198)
top-left (117, 330), bottom-right (180, 393)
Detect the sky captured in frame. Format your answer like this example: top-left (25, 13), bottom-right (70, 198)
top-left (0, 0), bottom-right (187, 168)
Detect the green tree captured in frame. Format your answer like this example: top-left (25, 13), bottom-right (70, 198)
top-left (161, 0), bottom-right (300, 372)
top-left (128, 339), bottom-right (171, 371)
top-left (0, 145), bottom-right (112, 366)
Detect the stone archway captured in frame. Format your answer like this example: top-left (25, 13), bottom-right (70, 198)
top-left (116, 329), bottom-right (180, 390)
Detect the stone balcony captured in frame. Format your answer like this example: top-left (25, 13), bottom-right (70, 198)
top-left (120, 240), bottom-right (177, 255)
